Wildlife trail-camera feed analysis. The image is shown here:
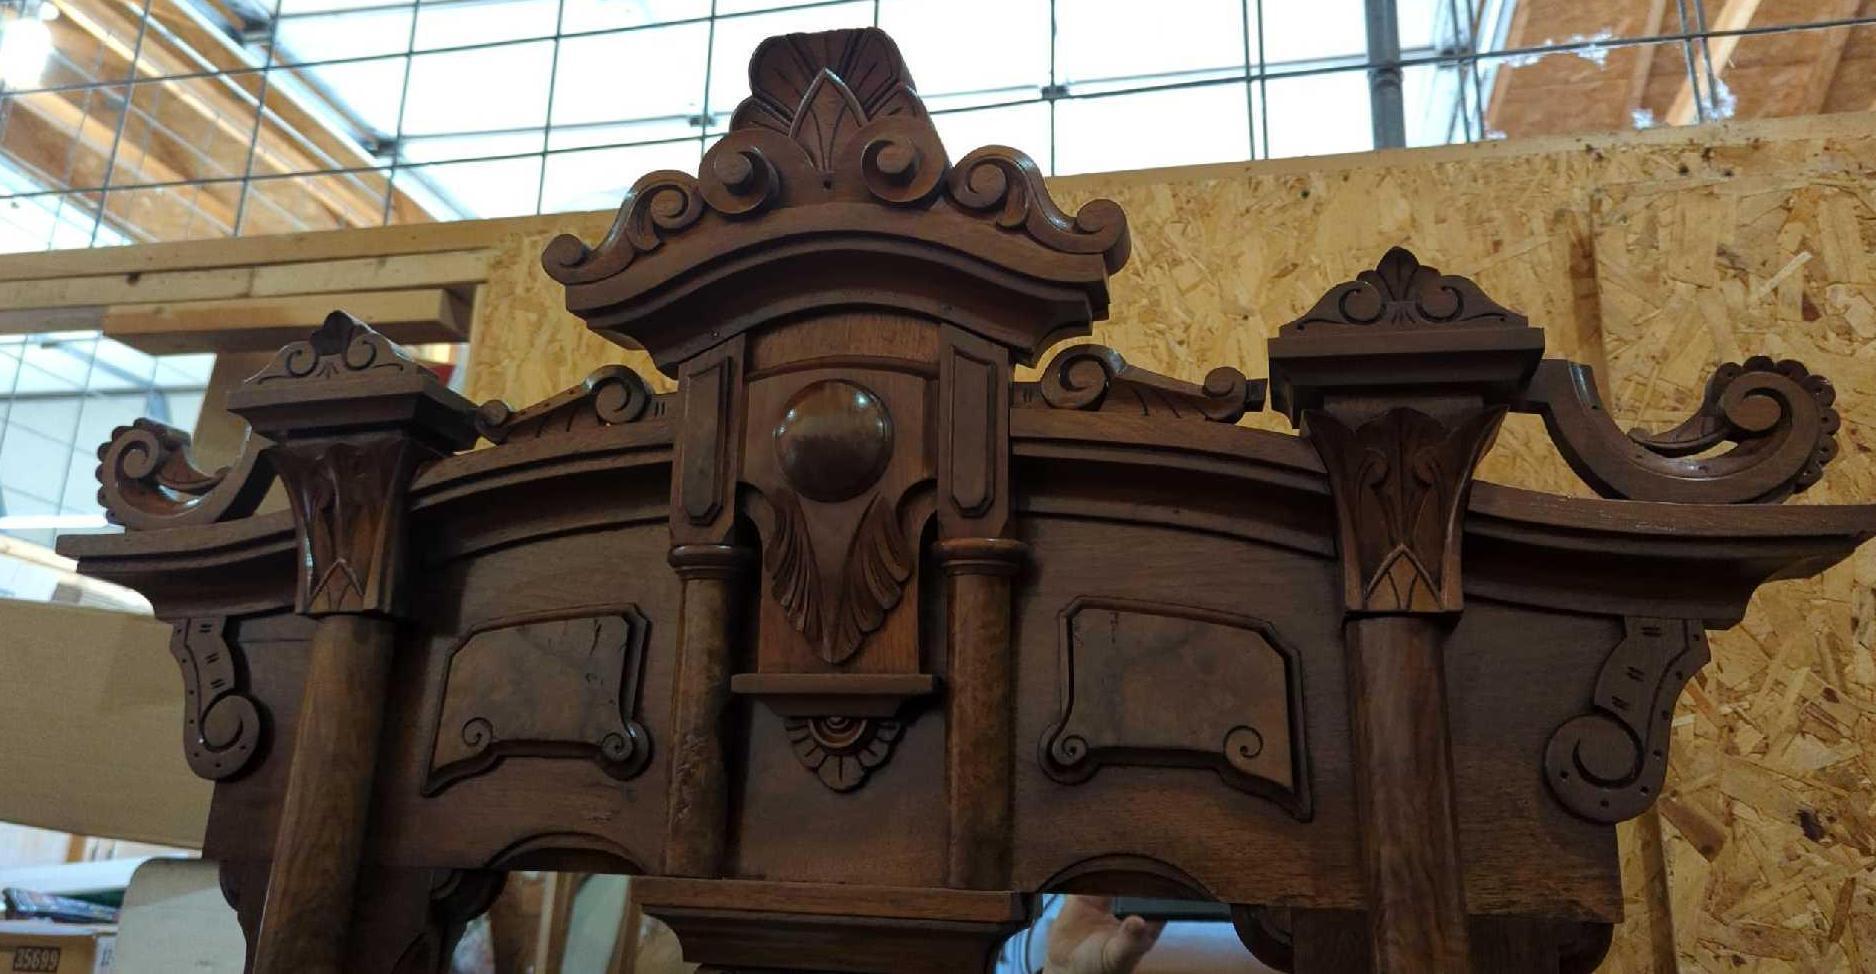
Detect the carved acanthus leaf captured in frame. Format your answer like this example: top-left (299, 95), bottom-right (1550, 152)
top-left (95, 419), bottom-right (274, 531)
top-left (1022, 344), bottom-right (1264, 423)
top-left (247, 310), bottom-right (421, 384)
top-left (1545, 617), bottom-right (1710, 823)
top-left (1517, 356), bottom-right (1841, 504)
top-left (170, 617), bottom-right (264, 781)
top-left (476, 365), bottom-right (659, 443)
top-left (1286, 246), bottom-right (1524, 333)
top-left (765, 490), bottom-right (914, 665)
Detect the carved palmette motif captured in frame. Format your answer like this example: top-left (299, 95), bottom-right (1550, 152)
top-left (785, 715), bottom-right (905, 792)
top-left (765, 491), bottom-right (914, 665)
top-left (1545, 617), bottom-right (1710, 823)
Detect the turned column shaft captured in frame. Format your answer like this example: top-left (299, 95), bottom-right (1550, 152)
top-left (938, 538), bottom-right (1024, 890)
top-left (664, 544), bottom-right (750, 876)
top-left (252, 615), bottom-right (396, 974)
top-left (1346, 616), bottom-right (1470, 972)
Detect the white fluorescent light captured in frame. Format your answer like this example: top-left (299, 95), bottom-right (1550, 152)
top-left (0, 513), bottom-right (111, 530)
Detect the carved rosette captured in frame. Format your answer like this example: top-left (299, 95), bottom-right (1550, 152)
top-left (1021, 344), bottom-right (1264, 423)
top-left (95, 420), bottom-right (274, 531)
top-left (784, 715), bottom-right (905, 792)
top-left (170, 617), bottom-right (265, 780)
top-left (476, 364), bottom-right (659, 443)
top-left (1517, 355), bottom-right (1841, 504)
top-left (1306, 406), bottom-right (1505, 614)
top-left (1545, 617), bottom-right (1710, 823)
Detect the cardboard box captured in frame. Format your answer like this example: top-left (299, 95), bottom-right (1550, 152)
top-left (0, 921), bottom-right (115, 973)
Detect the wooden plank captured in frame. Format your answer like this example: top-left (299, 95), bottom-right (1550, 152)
top-left (102, 288), bottom-right (469, 354)
top-left (0, 251), bottom-right (490, 312)
top-left (0, 215), bottom-right (589, 283)
top-left (247, 251), bottom-right (490, 298)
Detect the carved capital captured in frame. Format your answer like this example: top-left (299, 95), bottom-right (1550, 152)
top-left (668, 544), bottom-right (756, 581)
top-left (229, 313), bottom-right (477, 618)
top-left (934, 537), bottom-right (1027, 577)
top-left (271, 435), bottom-right (427, 617)
top-left (170, 617), bottom-right (265, 780)
top-left (1545, 617), bottom-right (1710, 823)
top-left (1306, 406), bottom-right (1505, 614)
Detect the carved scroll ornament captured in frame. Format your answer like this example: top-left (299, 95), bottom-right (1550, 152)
top-left (170, 617), bottom-right (264, 780)
top-left (541, 28), bottom-right (1128, 287)
top-left (1516, 355), bottom-right (1840, 504)
top-left (96, 419), bottom-right (273, 531)
top-left (1545, 617), bottom-right (1710, 823)
top-left (1019, 344), bottom-right (1265, 423)
top-left (246, 310), bottom-right (422, 384)
top-left (476, 364), bottom-right (659, 443)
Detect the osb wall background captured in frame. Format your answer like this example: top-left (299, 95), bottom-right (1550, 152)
top-left (463, 112), bottom-right (1876, 972)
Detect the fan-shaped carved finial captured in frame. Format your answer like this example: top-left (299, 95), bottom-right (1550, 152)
top-left (730, 28), bottom-right (925, 170)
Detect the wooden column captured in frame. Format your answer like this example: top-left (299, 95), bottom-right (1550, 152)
top-left (1344, 615), bottom-right (1469, 971)
top-left (227, 312), bottom-right (478, 973)
top-left (937, 538), bottom-right (1025, 890)
top-left (1266, 248), bottom-right (1546, 973)
top-left (662, 543), bottom-right (752, 877)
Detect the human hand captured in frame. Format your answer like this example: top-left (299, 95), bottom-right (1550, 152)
top-left (1042, 895), bottom-right (1166, 974)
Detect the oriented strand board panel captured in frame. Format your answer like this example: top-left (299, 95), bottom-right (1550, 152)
top-left (1592, 135), bottom-right (1876, 971)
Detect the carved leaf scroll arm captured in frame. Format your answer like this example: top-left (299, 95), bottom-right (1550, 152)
top-left (475, 364), bottom-right (658, 443)
top-left (1514, 356), bottom-right (1840, 504)
top-left (96, 419), bottom-right (275, 531)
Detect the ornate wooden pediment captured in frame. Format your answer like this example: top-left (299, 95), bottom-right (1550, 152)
top-left (542, 27), bottom-right (1129, 372)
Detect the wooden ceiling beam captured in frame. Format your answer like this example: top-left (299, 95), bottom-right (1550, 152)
top-left (1799, 0), bottom-right (1865, 112)
top-left (1625, 0), bottom-right (1671, 118)
top-left (1665, 0), bottom-right (1766, 124)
